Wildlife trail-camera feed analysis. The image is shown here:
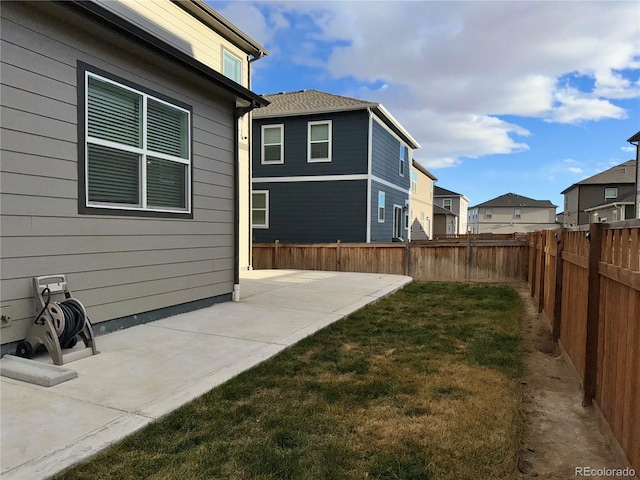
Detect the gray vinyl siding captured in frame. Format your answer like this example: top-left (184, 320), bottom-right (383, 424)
top-left (577, 184), bottom-right (636, 226)
top-left (371, 119), bottom-right (411, 190)
top-left (252, 180), bottom-right (367, 243)
top-left (253, 110), bottom-right (369, 178)
top-left (369, 181), bottom-right (408, 243)
top-left (0, 2), bottom-right (236, 345)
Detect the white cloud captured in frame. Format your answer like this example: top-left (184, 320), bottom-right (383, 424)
top-left (214, 0), bottom-right (639, 165)
top-left (621, 145), bottom-right (636, 153)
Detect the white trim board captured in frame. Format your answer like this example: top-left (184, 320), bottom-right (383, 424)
top-left (253, 174), bottom-right (368, 183)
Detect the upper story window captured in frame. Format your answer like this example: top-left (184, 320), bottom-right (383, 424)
top-left (378, 191), bottom-right (386, 222)
top-left (84, 71), bottom-right (191, 215)
top-left (252, 190), bottom-right (269, 228)
top-left (443, 198), bottom-right (452, 211)
top-left (485, 208), bottom-right (493, 219)
top-left (262, 125), bottom-right (284, 164)
top-left (308, 121), bottom-right (332, 162)
top-left (411, 171), bottom-right (418, 193)
top-left (222, 49), bottom-right (242, 84)
top-left (604, 187), bottom-right (618, 201)
top-left (514, 208), bottom-right (522, 219)
top-left (399, 145), bottom-right (408, 176)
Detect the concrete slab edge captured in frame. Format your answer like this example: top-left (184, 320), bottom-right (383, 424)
top-left (1, 414), bottom-right (151, 480)
top-left (0, 355), bottom-right (78, 387)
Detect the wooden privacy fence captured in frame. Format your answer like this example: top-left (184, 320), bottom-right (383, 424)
top-left (252, 238), bottom-right (528, 282)
top-left (528, 220), bottom-right (640, 473)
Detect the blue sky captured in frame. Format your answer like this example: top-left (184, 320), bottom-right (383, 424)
top-left (210, 1), bottom-right (639, 210)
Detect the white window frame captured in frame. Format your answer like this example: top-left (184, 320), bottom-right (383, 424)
top-left (85, 71), bottom-right (191, 214)
top-left (443, 198), bottom-right (452, 211)
top-left (411, 171), bottom-right (418, 193)
top-left (514, 208), bottom-right (522, 219)
top-left (604, 187), bottom-right (618, 201)
top-left (485, 208), bottom-right (493, 219)
top-left (378, 191), bottom-right (386, 222)
top-left (399, 145), bottom-right (407, 176)
top-left (222, 49), bottom-right (242, 84)
top-left (252, 190), bottom-right (269, 229)
top-left (308, 120), bottom-right (332, 163)
top-left (261, 124), bottom-right (284, 165)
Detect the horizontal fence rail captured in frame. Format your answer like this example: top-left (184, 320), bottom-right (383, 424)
top-left (528, 220), bottom-right (640, 473)
top-left (253, 238), bottom-right (528, 282)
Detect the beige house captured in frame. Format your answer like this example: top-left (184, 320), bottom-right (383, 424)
top-left (0, 1), bottom-right (268, 352)
top-left (433, 186), bottom-right (469, 235)
top-left (468, 193), bottom-right (557, 234)
top-left (409, 160), bottom-right (437, 240)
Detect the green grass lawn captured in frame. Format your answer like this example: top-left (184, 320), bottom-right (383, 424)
top-left (55, 282), bottom-right (523, 480)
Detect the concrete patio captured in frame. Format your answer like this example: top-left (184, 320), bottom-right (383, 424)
top-left (0, 270), bottom-right (411, 480)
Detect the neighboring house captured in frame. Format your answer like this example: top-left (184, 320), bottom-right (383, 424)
top-left (409, 160), bottom-right (437, 240)
top-left (433, 205), bottom-right (459, 237)
top-left (433, 186), bottom-right (469, 234)
top-left (628, 131), bottom-right (640, 218)
top-left (251, 90), bottom-right (420, 243)
top-left (468, 193), bottom-right (557, 233)
top-left (561, 159), bottom-right (636, 227)
top-left (0, 1), bottom-right (268, 352)
top-left (584, 191), bottom-right (636, 223)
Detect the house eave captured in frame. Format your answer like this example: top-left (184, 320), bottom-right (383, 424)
top-left (372, 104), bottom-right (420, 149)
top-left (58, 0), bottom-right (269, 109)
top-left (175, 0), bottom-right (269, 59)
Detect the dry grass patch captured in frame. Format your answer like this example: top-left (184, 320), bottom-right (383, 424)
top-left (55, 282), bottom-right (523, 480)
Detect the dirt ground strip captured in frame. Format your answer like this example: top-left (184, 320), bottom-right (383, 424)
top-left (516, 284), bottom-right (638, 480)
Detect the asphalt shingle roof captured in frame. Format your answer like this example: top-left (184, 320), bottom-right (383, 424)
top-left (434, 186), bottom-right (463, 197)
top-left (561, 160), bottom-right (636, 193)
top-left (471, 193), bottom-right (556, 209)
top-left (253, 90), bottom-right (379, 118)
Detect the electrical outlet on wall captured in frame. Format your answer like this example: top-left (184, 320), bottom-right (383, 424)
top-left (1, 305), bottom-right (12, 328)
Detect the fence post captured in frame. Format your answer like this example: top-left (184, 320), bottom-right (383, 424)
top-left (404, 238), bottom-right (410, 276)
top-left (583, 222), bottom-right (604, 405)
top-left (552, 229), bottom-right (563, 341)
top-left (537, 231), bottom-right (546, 313)
top-left (274, 240), bottom-right (280, 270)
top-left (336, 240), bottom-right (342, 272)
top-left (465, 234), bottom-right (472, 281)
top-left (529, 233), bottom-right (537, 296)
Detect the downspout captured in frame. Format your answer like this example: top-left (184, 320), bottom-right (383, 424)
top-left (233, 51), bottom-right (265, 301)
top-left (246, 51), bottom-right (265, 271)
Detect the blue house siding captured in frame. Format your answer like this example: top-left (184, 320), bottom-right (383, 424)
top-left (252, 180), bottom-right (367, 243)
top-left (371, 119), bottom-right (411, 190)
top-left (253, 110), bottom-right (369, 178)
top-left (370, 179), bottom-right (409, 243)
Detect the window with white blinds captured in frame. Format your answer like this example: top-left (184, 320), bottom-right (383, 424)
top-left (85, 72), bottom-right (191, 213)
top-left (222, 50), bottom-right (242, 84)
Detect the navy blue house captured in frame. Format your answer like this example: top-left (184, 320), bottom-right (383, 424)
top-left (251, 90), bottom-right (420, 243)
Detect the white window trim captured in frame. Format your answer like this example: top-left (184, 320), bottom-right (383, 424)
top-left (252, 190), bottom-right (269, 229)
top-left (261, 124), bottom-right (284, 165)
top-left (411, 171), bottom-right (418, 193)
top-left (222, 48), bottom-right (242, 84)
top-left (443, 198), bottom-right (452, 211)
top-left (308, 120), bottom-right (332, 163)
top-left (399, 145), bottom-right (406, 177)
top-left (514, 208), bottom-right (522, 219)
top-left (378, 191), bottom-right (386, 222)
top-left (85, 71), bottom-right (191, 214)
top-left (604, 187), bottom-right (618, 201)
top-left (485, 208), bottom-right (493, 219)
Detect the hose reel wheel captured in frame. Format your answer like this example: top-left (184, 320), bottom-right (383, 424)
top-left (46, 304), bottom-right (66, 337)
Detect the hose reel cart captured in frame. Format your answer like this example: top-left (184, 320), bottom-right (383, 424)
top-left (15, 275), bottom-right (98, 366)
